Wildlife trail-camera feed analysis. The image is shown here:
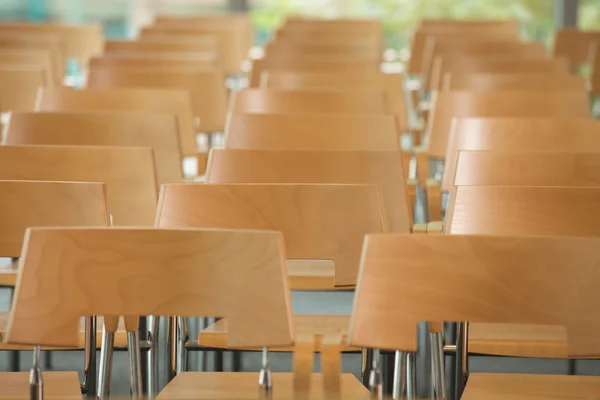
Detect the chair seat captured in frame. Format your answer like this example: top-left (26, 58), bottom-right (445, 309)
top-left (462, 373), bottom-right (600, 400)
top-left (469, 323), bottom-right (567, 358)
top-left (0, 313), bottom-right (128, 350)
top-left (198, 315), bottom-right (359, 352)
top-left (0, 371), bottom-right (82, 400)
top-left (157, 372), bottom-right (369, 400)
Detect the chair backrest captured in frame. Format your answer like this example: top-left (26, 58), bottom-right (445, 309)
top-left (264, 42), bottom-right (382, 60)
top-left (554, 28), bottom-right (600, 72)
top-left (104, 39), bottom-right (218, 57)
top-left (224, 113), bottom-right (400, 151)
top-left (442, 118), bottom-right (600, 191)
top-left (443, 73), bottom-right (587, 91)
top-left (350, 234), bottom-right (600, 357)
top-left (206, 149), bottom-right (412, 233)
top-left (0, 67), bottom-right (46, 112)
top-left (0, 49), bottom-right (58, 84)
top-left (86, 67), bottom-right (227, 133)
top-left (5, 111), bottom-right (183, 185)
top-left (8, 227), bottom-right (292, 349)
top-left (0, 34), bottom-right (64, 79)
top-left (590, 42), bottom-right (600, 96)
top-left (427, 91), bottom-right (590, 159)
top-left (156, 183), bottom-right (386, 286)
top-left (0, 146), bottom-right (158, 226)
top-left (0, 180), bottom-right (109, 257)
top-left (231, 89), bottom-right (389, 115)
top-left (88, 55), bottom-right (217, 71)
top-left (445, 186), bottom-right (600, 236)
top-left (35, 87), bottom-right (197, 158)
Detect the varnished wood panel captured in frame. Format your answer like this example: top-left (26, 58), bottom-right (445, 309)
top-left (0, 67), bottom-right (46, 112)
top-left (89, 55), bottom-right (217, 71)
top-left (444, 73), bottom-right (586, 92)
top-left (554, 28), bottom-right (600, 72)
top-left (0, 49), bottom-right (58, 84)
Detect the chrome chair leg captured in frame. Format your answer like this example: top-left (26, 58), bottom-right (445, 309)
top-left (454, 322), bottom-right (469, 400)
top-left (97, 328), bottom-right (114, 400)
top-left (430, 332), bottom-right (447, 400)
top-left (368, 349), bottom-right (383, 399)
top-left (392, 351), bottom-right (407, 400)
top-left (258, 346), bottom-right (272, 395)
top-left (29, 345), bottom-right (43, 400)
top-left (406, 352), bottom-right (417, 400)
top-left (147, 316), bottom-right (159, 398)
top-left (176, 317), bottom-right (189, 374)
top-left (127, 331), bottom-right (143, 400)
top-left (82, 316), bottom-right (96, 395)
top-left (166, 316), bottom-right (178, 382)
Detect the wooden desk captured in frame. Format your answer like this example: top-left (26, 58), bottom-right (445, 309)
top-left (0, 258), bottom-right (17, 287)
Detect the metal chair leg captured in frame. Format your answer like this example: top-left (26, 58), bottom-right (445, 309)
top-left (147, 316), bottom-right (159, 398)
top-left (97, 328), bottom-right (114, 400)
top-left (454, 322), bottom-right (469, 400)
top-left (127, 331), bottom-right (143, 400)
top-left (176, 317), bottom-right (189, 374)
top-left (406, 352), bottom-right (417, 400)
top-left (258, 346), bottom-right (272, 395)
top-left (392, 351), bottom-right (407, 400)
top-left (81, 316), bottom-right (96, 395)
top-left (29, 345), bottom-right (43, 400)
top-left (431, 332), bottom-right (447, 400)
top-left (368, 349), bottom-right (383, 399)
top-left (166, 316), bottom-right (177, 382)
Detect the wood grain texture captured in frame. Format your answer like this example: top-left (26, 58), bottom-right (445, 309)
top-left (427, 91), bottom-right (590, 159)
top-left (444, 72), bottom-right (586, 92)
top-left (442, 118), bottom-right (600, 191)
top-left (206, 149), bottom-right (411, 233)
top-left (156, 184), bottom-right (385, 286)
top-left (0, 67), bottom-right (46, 112)
top-left (0, 371), bottom-right (82, 400)
top-left (350, 235), bottom-right (600, 357)
top-left (225, 113), bottom-right (399, 151)
top-left (8, 228), bottom-right (292, 348)
top-left (286, 260), bottom-right (335, 290)
top-left (461, 373), bottom-right (600, 400)
top-left (554, 28), bottom-right (600, 72)
top-left (0, 180), bottom-right (109, 258)
top-left (6, 111), bottom-right (183, 185)
top-left (35, 87), bottom-right (197, 157)
top-left (0, 146), bottom-right (157, 226)
top-left (86, 67), bottom-right (227, 133)
top-left (157, 372), bottom-right (369, 400)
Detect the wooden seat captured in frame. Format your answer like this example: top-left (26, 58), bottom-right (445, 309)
top-left (0, 146), bottom-right (158, 226)
top-left (0, 371), bottom-right (82, 400)
top-left (5, 111), bottom-right (183, 185)
top-left (443, 72), bottom-right (587, 91)
top-left (206, 149), bottom-right (412, 233)
top-left (554, 28), bottom-right (600, 72)
top-left (0, 67), bottom-right (46, 112)
top-left (35, 87), bottom-right (197, 158)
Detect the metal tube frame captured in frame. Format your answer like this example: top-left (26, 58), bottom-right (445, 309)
top-left (258, 346), bottom-right (273, 395)
top-left (81, 316), bottom-right (96, 395)
top-left (454, 322), bottom-right (469, 400)
top-left (97, 328), bottom-right (115, 400)
top-left (29, 345), bottom-right (43, 400)
top-left (147, 316), bottom-right (160, 398)
top-left (127, 331), bottom-right (143, 400)
top-left (430, 332), bottom-right (447, 400)
top-left (368, 349), bottom-right (383, 399)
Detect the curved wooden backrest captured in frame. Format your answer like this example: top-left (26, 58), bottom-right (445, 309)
top-left (35, 87), bottom-right (197, 157)
top-left (0, 35), bottom-right (64, 80)
top-left (0, 67), bottom-right (46, 112)
top-left (442, 118), bottom-right (600, 191)
top-left (265, 42), bottom-right (382, 60)
top-left (0, 50), bottom-right (58, 84)
top-left (8, 227), bottom-right (292, 348)
top-left (0, 181), bottom-right (109, 257)
top-left (104, 39), bottom-right (218, 57)
top-left (86, 67), bottom-right (227, 133)
top-left (446, 186), bottom-right (600, 236)
top-left (0, 146), bottom-right (158, 226)
top-left (350, 234), bottom-right (600, 357)
top-left (427, 91), bottom-right (590, 159)
top-left (453, 151), bottom-right (600, 187)
top-left (89, 55), bottom-right (217, 71)
top-left (590, 42), bottom-right (600, 96)
top-left (231, 89), bottom-right (389, 115)
top-left (156, 183), bottom-right (385, 286)
top-left (444, 73), bottom-right (586, 92)
top-left (224, 113), bottom-right (400, 151)
top-left (554, 28), bottom-right (600, 72)
top-left (5, 111), bottom-right (183, 185)
top-left (206, 149), bottom-right (411, 233)
top-left (430, 56), bottom-right (569, 91)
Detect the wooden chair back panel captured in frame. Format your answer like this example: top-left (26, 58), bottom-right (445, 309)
top-left (206, 149), bottom-right (411, 233)
top-left (224, 113), bottom-right (400, 152)
top-left (264, 42), bottom-right (382, 59)
top-left (0, 181), bottom-right (109, 257)
top-left (590, 42), bottom-right (600, 96)
top-left (156, 183), bottom-right (386, 286)
top-left (89, 55), bottom-right (217, 71)
top-left (104, 40), bottom-right (218, 56)
top-left (231, 89), bottom-right (389, 115)
top-left (0, 146), bottom-right (158, 226)
top-left (5, 111), bottom-right (183, 185)
top-left (0, 50), bottom-right (58, 84)
top-left (442, 118), bottom-right (600, 191)
top-left (86, 67), bottom-right (227, 133)
top-left (427, 91), bottom-right (590, 159)
top-left (350, 234), bottom-right (600, 357)
top-left (446, 186), bottom-right (600, 237)
top-left (444, 73), bottom-right (587, 91)
top-left (554, 28), bottom-right (600, 72)
top-left (0, 35), bottom-right (64, 78)
top-left (35, 87), bottom-right (197, 158)
top-left (0, 67), bottom-right (46, 112)
top-left (8, 227), bottom-right (292, 348)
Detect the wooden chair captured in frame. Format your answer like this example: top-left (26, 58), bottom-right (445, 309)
top-left (590, 42), bottom-right (600, 97)
top-left (554, 28), bottom-right (600, 72)
top-left (103, 40), bottom-right (218, 59)
top-left (351, 234), bottom-right (600, 399)
top-left (86, 67), bottom-right (227, 135)
top-left (0, 145), bottom-right (158, 226)
top-left (88, 54), bottom-right (217, 71)
top-left (225, 113), bottom-right (400, 152)
top-left (6, 227), bottom-right (294, 400)
top-left (443, 72), bottom-right (587, 92)
top-left (264, 42), bottom-right (382, 60)
top-left (5, 111), bottom-right (183, 185)
top-left (35, 87), bottom-right (197, 158)
top-left (0, 67), bottom-right (46, 112)
top-left (0, 34), bottom-right (64, 80)
top-left (205, 149), bottom-right (413, 233)
top-left (0, 49), bottom-right (59, 84)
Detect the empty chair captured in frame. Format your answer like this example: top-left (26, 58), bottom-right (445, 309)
top-left (264, 41), bottom-right (382, 60)
top-left (0, 67), bottom-right (46, 112)
top-left (88, 54), bottom-right (217, 71)
top-left (0, 34), bottom-right (64, 79)
top-left (590, 42), bottom-right (600, 97)
top-left (0, 49), bottom-right (59, 84)
top-left (554, 28), bottom-right (600, 72)
top-left (443, 73), bottom-right (587, 91)
top-left (5, 111), bottom-right (183, 185)
top-left (103, 39), bottom-right (218, 58)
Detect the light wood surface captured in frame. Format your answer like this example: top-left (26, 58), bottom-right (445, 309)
top-left (286, 260), bottom-right (335, 290)
top-left (198, 315), bottom-right (357, 352)
top-left (0, 67), bottom-right (46, 112)
top-left (36, 87), bottom-right (197, 157)
top-left (0, 180), bottom-right (109, 258)
top-left (350, 235), bottom-right (600, 357)
top-left (0, 259), bottom-right (18, 287)
top-left (265, 42), bottom-right (381, 60)
top-left (427, 91), bottom-right (590, 159)
top-left (6, 111), bottom-right (183, 185)
top-left (157, 372), bottom-right (368, 400)
top-left (225, 113), bottom-right (400, 152)
top-left (0, 34), bottom-right (64, 80)
top-left (104, 39), bottom-right (218, 58)
top-left (89, 54), bottom-right (217, 71)
top-left (462, 372), bottom-right (600, 400)
top-left (444, 72), bottom-right (587, 91)
top-left (0, 371), bottom-right (82, 400)
top-left (554, 28), bottom-right (600, 72)
top-left (0, 49), bottom-right (58, 84)
top-left (8, 228), bottom-right (292, 348)
top-left (206, 150), bottom-right (412, 233)
top-left (86, 67), bottom-right (227, 133)
top-left (156, 184), bottom-right (385, 286)
top-left (442, 118), bottom-right (600, 191)
top-left (590, 42), bottom-right (600, 96)
top-left (0, 146), bottom-right (158, 226)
